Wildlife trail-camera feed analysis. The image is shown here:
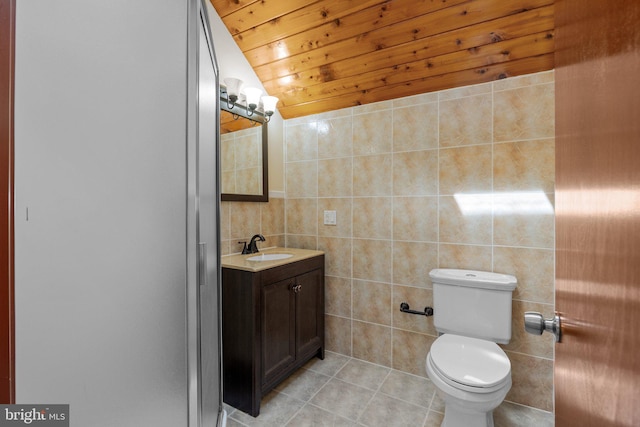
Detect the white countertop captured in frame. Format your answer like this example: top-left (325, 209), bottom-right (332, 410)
top-left (221, 247), bottom-right (324, 272)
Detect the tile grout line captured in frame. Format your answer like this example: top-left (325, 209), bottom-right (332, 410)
top-left (352, 366), bottom-right (393, 425)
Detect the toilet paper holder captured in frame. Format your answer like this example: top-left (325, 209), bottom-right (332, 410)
top-left (399, 302), bottom-right (433, 317)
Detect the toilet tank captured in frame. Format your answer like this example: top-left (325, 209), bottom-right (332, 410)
top-left (429, 269), bottom-right (517, 344)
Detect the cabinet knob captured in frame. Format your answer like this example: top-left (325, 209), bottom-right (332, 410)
top-left (292, 284), bottom-right (302, 293)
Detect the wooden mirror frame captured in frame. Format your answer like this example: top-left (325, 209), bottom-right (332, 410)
top-left (220, 91), bottom-right (268, 202)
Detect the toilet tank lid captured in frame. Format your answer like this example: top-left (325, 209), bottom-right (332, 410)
top-left (429, 269), bottom-right (517, 291)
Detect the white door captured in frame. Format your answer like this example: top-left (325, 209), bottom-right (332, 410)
top-left (13, 1), bottom-right (208, 425)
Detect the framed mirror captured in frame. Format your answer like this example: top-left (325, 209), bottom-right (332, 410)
top-left (220, 91), bottom-right (268, 202)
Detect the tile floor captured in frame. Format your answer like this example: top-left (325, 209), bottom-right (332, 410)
top-left (225, 351), bottom-right (554, 427)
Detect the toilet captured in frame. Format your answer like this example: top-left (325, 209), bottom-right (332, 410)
top-left (426, 269), bottom-right (517, 427)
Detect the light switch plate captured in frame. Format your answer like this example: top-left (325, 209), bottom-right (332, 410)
top-left (323, 210), bottom-right (337, 226)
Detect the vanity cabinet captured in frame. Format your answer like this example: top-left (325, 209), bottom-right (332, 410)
top-left (222, 253), bottom-right (324, 417)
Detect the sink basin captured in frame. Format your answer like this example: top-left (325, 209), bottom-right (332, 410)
top-left (247, 253), bottom-right (293, 262)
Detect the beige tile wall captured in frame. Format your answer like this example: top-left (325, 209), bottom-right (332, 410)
top-left (282, 70), bottom-right (556, 413)
top-left (221, 126), bottom-right (263, 195)
top-left (220, 197), bottom-right (285, 256)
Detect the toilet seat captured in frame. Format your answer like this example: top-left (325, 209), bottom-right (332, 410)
top-left (429, 334), bottom-right (511, 392)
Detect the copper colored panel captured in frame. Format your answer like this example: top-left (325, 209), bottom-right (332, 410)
top-left (555, 0), bottom-right (640, 426)
top-left (0, 0), bottom-right (15, 404)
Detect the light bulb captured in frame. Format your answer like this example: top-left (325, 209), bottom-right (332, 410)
top-left (223, 78), bottom-right (243, 105)
top-left (261, 96), bottom-right (279, 116)
top-left (243, 87), bottom-right (262, 113)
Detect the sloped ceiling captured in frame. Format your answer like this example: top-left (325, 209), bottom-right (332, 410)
top-left (211, 0), bottom-right (554, 119)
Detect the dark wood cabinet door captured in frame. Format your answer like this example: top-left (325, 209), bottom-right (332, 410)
top-left (295, 268), bottom-right (323, 358)
top-left (262, 277), bottom-right (295, 384)
top-left (223, 254), bottom-right (324, 417)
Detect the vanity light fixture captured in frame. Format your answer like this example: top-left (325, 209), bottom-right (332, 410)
top-left (223, 77), bottom-right (242, 109)
top-left (243, 87), bottom-right (262, 117)
top-left (261, 95), bottom-right (279, 122)
top-left (222, 77), bottom-right (279, 123)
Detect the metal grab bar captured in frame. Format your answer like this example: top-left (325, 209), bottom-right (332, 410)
top-left (399, 302), bottom-right (434, 317)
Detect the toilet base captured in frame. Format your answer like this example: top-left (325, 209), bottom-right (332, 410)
top-left (440, 398), bottom-right (495, 427)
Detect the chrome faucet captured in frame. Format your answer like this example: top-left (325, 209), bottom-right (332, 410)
top-left (242, 234), bottom-right (265, 254)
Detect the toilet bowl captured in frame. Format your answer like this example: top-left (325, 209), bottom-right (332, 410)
top-left (426, 334), bottom-right (511, 427)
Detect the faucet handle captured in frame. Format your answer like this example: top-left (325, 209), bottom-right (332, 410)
top-left (248, 234), bottom-right (265, 254)
top-left (239, 241), bottom-right (249, 254)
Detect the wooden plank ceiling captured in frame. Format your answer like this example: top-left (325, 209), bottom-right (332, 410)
top-left (211, 0), bottom-right (554, 119)
top-left (220, 109), bottom-right (262, 133)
